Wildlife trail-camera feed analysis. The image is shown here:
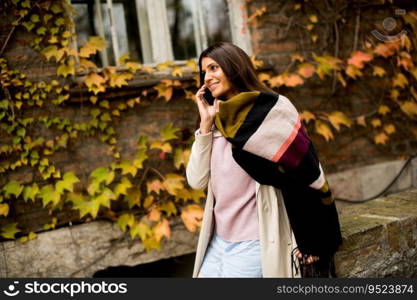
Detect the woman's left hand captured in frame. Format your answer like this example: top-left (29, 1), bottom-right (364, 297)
top-left (294, 249), bottom-right (319, 264)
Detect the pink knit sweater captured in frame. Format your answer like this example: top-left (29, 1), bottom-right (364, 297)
top-left (210, 130), bottom-right (259, 242)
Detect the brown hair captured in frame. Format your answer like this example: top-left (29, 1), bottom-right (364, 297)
top-left (198, 42), bottom-right (275, 96)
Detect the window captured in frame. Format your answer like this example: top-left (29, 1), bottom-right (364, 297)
top-left (71, 0), bottom-right (252, 66)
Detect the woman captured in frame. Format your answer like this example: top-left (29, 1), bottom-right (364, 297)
top-left (186, 42), bottom-right (342, 278)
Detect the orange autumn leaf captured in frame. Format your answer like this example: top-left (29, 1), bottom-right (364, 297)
top-left (315, 120), bottom-right (334, 141)
top-left (154, 218), bottom-right (171, 242)
top-left (374, 43), bottom-right (396, 58)
top-left (258, 73), bottom-right (271, 82)
top-left (148, 206), bottom-right (161, 222)
top-left (290, 53), bottom-right (304, 63)
top-left (282, 73), bottom-right (304, 87)
top-left (346, 65), bottom-right (363, 79)
top-left (347, 51), bottom-right (373, 69)
top-left (383, 124), bottom-right (396, 135)
top-left (400, 101), bottom-right (417, 117)
top-left (181, 204), bottom-right (204, 233)
top-left (300, 110), bottom-right (315, 124)
top-left (371, 118), bottom-right (382, 128)
top-left (146, 179), bottom-right (165, 195)
top-left (374, 132), bottom-right (389, 145)
top-left (109, 72), bottom-right (133, 88)
top-left (154, 83), bottom-right (173, 102)
top-left (84, 72), bottom-right (106, 95)
top-left (297, 63), bottom-right (316, 78)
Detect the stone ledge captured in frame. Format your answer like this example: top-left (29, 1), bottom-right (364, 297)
top-left (335, 189), bottom-right (417, 277)
top-left (0, 219), bottom-right (198, 278)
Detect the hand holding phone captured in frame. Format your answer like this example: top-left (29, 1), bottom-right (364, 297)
top-left (202, 87), bottom-right (215, 106)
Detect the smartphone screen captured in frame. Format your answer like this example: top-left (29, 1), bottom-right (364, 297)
top-left (203, 87), bottom-right (215, 105)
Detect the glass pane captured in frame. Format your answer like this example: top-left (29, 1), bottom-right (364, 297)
top-left (166, 0), bottom-right (197, 60)
top-left (201, 0), bottom-right (231, 46)
top-left (71, 0), bottom-right (142, 66)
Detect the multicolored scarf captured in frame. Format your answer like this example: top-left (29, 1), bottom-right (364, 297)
top-left (214, 91), bottom-right (342, 260)
top-left (215, 91), bottom-right (332, 203)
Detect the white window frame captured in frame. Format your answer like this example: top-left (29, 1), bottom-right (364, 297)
top-left (71, 0), bottom-right (253, 66)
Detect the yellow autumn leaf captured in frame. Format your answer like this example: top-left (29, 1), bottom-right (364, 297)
top-left (79, 36), bottom-right (107, 58)
top-left (327, 111), bottom-right (352, 131)
top-left (378, 105), bottom-right (391, 116)
top-left (290, 53), bottom-right (304, 62)
top-left (346, 65), bottom-right (363, 79)
top-left (57, 57), bottom-right (75, 77)
top-left (250, 55), bottom-right (263, 69)
top-left (371, 118), bottom-right (382, 128)
top-left (372, 66), bottom-right (386, 77)
top-left (146, 179), bottom-right (165, 195)
top-left (309, 15), bottom-right (318, 23)
top-left (258, 73), bottom-right (271, 82)
top-left (0, 203), bottom-right (9, 217)
top-left (374, 132), bottom-right (389, 145)
top-left (171, 65), bottom-right (183, 77)
top-left (337, 72), bottom-right (347, 87)
top-left (148, 206), bottom-right (161, 222)
top-left (163, 173), bottom-right (185, 195)
top-left (393, 73), bottom-right (408, 88)
top-left (300, 110), bottom-right (315, 124)
top-left (383, 124), bottom-right (396, 135)
top-left (109, 72), bottom-right (133, 88)
top-left (150, 141), bottom-right (172, 153)
top-left (154, 83), bottom-right (173, 101)
top-left (315, 120), bottom-right (334, 141)
top-left (400, 101), bottom-right (417, 117)
top-left (84, 72), bottom-right (106, 95)
top-left (181, 204), bottom-right (204, 233)
top-left (391, 89), bottom-right (400, 100)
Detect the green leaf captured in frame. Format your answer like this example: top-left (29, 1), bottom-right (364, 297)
top-left (92, 187), bottom-right (116, 209)
top-left (22, 183), bottom-right (39, 202)
top-left (0, 223), bottom-right (21, 239)
top-left (126, 188), bottom-right (141, 209)
top-left (130, 221), bottom-right (152, 241)
top-left (160, 123), bottom-right (179, 142)
top-left (114, 177), bottom-right (133, 198)
top-left (90, 167), bottom-right (115, 185)
top-left (38, 185), bottom-right (61, 207)
top-left (56, 172), bottom-right (80, 194)
top-left (68, 193), bottom-right (100, 219)
top-left (133, 148), bottom-right (148, 169)
top-left (2, 181), bottom-right (23, 198)
top-left (116, 213), bottom-right (135, 232)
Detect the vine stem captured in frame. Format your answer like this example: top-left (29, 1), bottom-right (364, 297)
top-left (149, 167), bottom-right (166, 181)
top-left (353, 9), bottom-right (361, 52)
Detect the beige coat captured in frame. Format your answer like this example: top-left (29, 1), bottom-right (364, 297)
top-left (186, 129), bottom-right (300, 278)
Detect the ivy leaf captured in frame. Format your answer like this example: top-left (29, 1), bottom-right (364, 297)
top-left (143, 195), bottom-right (154, 209)
top-left (68, 193), bottom-right (100, 219)
top-left (114, 177), bottom-right (133, 198)
top-left (189, 189), bottom-right (205, 203)
top-left (181, 205), bottom-right (204, 233)
top-left (130, 221), bottom-right (152, 241)
top-left (57, 57), bottom-right (75, 77)
top-left (373, 66), bottom-right (386, 77)
top-left (356, 115), bottom-right (367, 127)
top-left (0, 203), bottom-right (9, 217)
top-left (400, 101), bottom-right (417, 117)
top-left (374, 132), bottom-right (389, 145)
top-left (109, 72), bottom-right (133, 88)
top-left (173, 147), bottom-right (191, 169)
top-left (377, 105), bottom-right (391, 116)
top-left (300, 110), bottom-right (315, 124)
top-left (163, 173), bottom-right (184, 195)
top-left (142, 236), bottom-right (161, 252)
top-left (154, 83), bottom-right (173, 102)
top-left (148, 206), bottom-right (161, 222)
top-left (347, 51), bottom-right (373, 69)
top-left (116, 160), bottom-right (138, 177)
top-left (160, 123), bottom-right (179, 142)
top-left (38, 185), bottom-right (61, 207)
top-left (2, 181), bottom-right (24, 198)
top-left (0, 223), bottom-right (21, 239)
top-left (297, 63), bottom-right (315, 78)
top-left (146, 179), bottom-right (164, 195)
top-left (116, 213), bottom-right (135, 232)
top-left (22, 183), bottom-right (39, 202)
top-left (79, 36), bottom-right (107, 58)
top-left (174, 188), bottom-right (192, 203)
top-left (315, 121), bottom-right (334, 141)
top-left (393, 73), bottom-right (408, 89)
top-left (159, 200), bottom-right (177, 217)
top-left (346, 65), bottom-right (363, 79)
top-left (84, 72), bottom-right (106, 95)
top-left (55, 172), bottom-right (80, 194)
top-left (154, 218), bottom-right (171, 242)
top-left (87, 178), bottom-right (101, 196)
top-left (126, 188), bottom-right (141, 209)
top-left (133, 148), bottom-right (148, 169)
top-left (383, 124), bottom-right (396, 135)
top-left (371, 118), bottom-right (382, 128)
top-left (90, 167), bottom-right (115, 185)
top-left (92, 187), bottom-right (116, 209)
top-left (150, 141), bottom-right (172, 153)
top-left (326, 111), bottom-right (352, 131)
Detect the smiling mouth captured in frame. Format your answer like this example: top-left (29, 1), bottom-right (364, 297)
top-left (209, 83), bottom-right (219, 90)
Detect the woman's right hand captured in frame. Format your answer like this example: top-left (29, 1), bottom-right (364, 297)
top-left (195, 84), bottom-right (219, 134)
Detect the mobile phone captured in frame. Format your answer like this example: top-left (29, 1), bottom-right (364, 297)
top-left (202, 87), bottom-right (214, 105)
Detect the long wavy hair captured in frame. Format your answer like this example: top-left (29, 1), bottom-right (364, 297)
top-left (198, 42), bottom-right (275, 96)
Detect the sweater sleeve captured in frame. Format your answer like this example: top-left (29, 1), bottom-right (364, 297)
top-left (185, 129), bottom-right (213, 190)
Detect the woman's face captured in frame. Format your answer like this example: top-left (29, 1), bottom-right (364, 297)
top-left (201, 57), bottom-right (235, 99)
